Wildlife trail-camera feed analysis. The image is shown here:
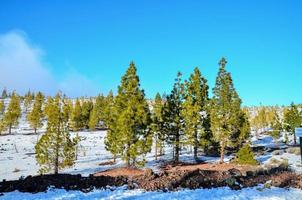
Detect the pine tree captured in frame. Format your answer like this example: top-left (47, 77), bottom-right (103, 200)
top-left (81, 99), bottom-right (93, 129)
top-left (210, 58), bottom-right (249, 163)
top-left (1, 88), bottom-right (8, 99)
top-left (162, 72), bottom-right (184, 162)
top-left (105, 62), bottom-right (152, 167)
top-left (27, 92), bottom-right (44, 134)
top-left (4, 91), bottom-right (21, 134)
top-left (35, 93), bottom-right (78, 174)
top-left (71, 99), bottom-right (82, 131)
top-left (0, 99), bottom-right (4, 115)
top-left (103, 91), bottom-right (114, 127)
top-left (182, 67), bottom-right (212, 160)
top-left (89, 94), bottom-right (106, 130)
top-left (235, 144), bottom-right (258, 165)
top-left (89, 102), bottom-right (99, 130)
top-left (62, 98), bottom-right (73, 125)
top-left (0, 99), bottom-right (6, 134)
top-left (284, 102), bottom-right (302, 145)
top-left (151, 93), bottom-right (164, 160)
top-left (24, 90), bottom-right (34, 113)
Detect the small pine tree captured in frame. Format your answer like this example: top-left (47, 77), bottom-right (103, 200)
top-left (89, 103), bottom-right (99, 130)
top-left (4, 91), bottom-right (21, 134)
top-left (0, 99), bottom-right (4, 115)
top-left (81, 99), bottom-right (93, 129)
top-left (235, 144), bottom-right (258, 165)
top-left (24, 90), bottom-right (34, 113)
top-left (1, 88), bottom-right (8, 99)
top-left (284, 102), bottom-right (301, 145)
top-left (71, 99), bottom-right (82, 131)
top-left (0, 99), bottom-right (6, 134)
top-left (35, 93), bottom-right (78, 174)
top-left (27, 92), bottom-right (44, 134)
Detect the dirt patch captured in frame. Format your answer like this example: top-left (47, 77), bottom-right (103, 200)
top-left (98, 160), bottom-right (115, 166)
top-left (94, 167), bottom-right (145, 178)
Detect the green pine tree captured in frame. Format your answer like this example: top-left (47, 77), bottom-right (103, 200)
top-left (105, 62), bottom-right (152, 167)
top-left (27, 92), bottom-right (44, 134)
top-left (0, 99), bottom-right (4, 115)
top-left (0, 99), bottom-right (6, 134)
top-left (151, 93), bottom-right (164, 160)
top-left (4, 91), bottom-right (21, 134)
top-left (35, 93), bottom-right (78, 174)
top-left (162, 72), bottom-right (184, 162)
top-left (89, 94), bottom-right (106, 130)
top-left (210, 58), bottom-right (249, 163)
top-left (24, 90), bottom-right (34, 113)
top-left (182, 67), bottom-right (212, 160)
top-left (89, 102), bottom-right (99, 130)
top-left (235, 144), bottom-right (258, 165)
top-left (81, 99), bottom-right (93, 129)
top-left (62, 98), bottom-right (73, 125)
top-left (284, 102), bottom-right (302, 144)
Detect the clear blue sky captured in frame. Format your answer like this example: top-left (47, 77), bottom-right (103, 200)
top-left (0, 0), bottom-right (301, 106)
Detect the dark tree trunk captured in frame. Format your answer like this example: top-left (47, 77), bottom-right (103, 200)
top-left (175, 131), bottom-right (180, 162)
top-left (155, 134), bottom-right (158, 160)
top-left (220, 139), bottom-right (225, 163)
top-left (294, 131), bottom-right (297, 145)
top-left (193, 131), bottom-right (198, 160)
top-left (9, 124), bottom-right (12, 135)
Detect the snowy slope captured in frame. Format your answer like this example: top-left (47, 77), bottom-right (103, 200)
top-left (1, 185), bottom-right (302, 200)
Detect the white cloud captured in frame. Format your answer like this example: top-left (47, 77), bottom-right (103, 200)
top-left (0, 31), bottom-right (98, 97)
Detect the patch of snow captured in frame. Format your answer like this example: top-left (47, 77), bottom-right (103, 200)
top-left (1, 186), bottom-right (302, 200)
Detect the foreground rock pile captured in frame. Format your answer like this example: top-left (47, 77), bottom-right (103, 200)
top-left (0, 164), bottom-right (301, 194)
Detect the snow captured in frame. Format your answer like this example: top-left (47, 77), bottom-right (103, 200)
top-left (1, 185), bottom-right (302, 200)
top-left (0, 130), bottom-right (232, 181)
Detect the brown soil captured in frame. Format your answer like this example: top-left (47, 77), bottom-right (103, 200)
top-left (94, 167), bottom-right (145, 178)
top-left (164, 162), bottom-right (259, 173)
top-left (1, 163), bottom-right (301, 194)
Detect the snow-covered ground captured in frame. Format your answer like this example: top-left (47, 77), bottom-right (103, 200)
top-left (0, 130), bottom-right (231, 181)
top-left (1, 185), bottom-right (302, 200)
top-left (252, 134), bottom-right (302, 173)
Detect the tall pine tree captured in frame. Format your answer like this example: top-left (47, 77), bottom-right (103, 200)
top-left (182, 67), bottom-right (212, 160)
top-left (35, 93), bottom-right (78, 174)
top-left (151, 93), bottom-right (164, 160)
top-left (27, 92), bottom-right (44, 134)
top-left (4, 91), bottom-right (21, 134)
top-left (105, 62), bottom-right (152, 167)
top-left (162, 72), bottom-right (184, 162)
top-left (210, 58), bottom-right (249, 163)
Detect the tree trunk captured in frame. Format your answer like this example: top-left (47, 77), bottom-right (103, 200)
top-left (294, 131), bottom-right (297, 145)
top-left (155, 134), bottom-right (158, 160)
top-left (220, 139), bottom-right (225, 163)
top-left (126, 143), bottom-right (131, 168)
top-left (175, 131), bottom-right (180, 162)
top-left (9, 124), bottom-right (12, 134)
top-left (34, 128), bottom-right (37, 134)
top-left (193, 131), bottom-right (198, 160)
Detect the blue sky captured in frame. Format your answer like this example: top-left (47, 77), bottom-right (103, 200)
top-left (0, 0), bottom-right (301, 106)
